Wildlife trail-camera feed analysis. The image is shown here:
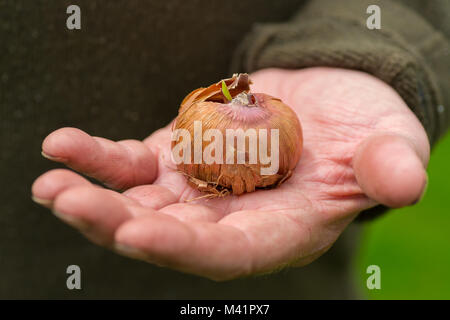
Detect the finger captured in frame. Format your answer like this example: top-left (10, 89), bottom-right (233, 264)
top-left (353, 133), bottom-right (428, 208)
top-left (53, 185), bottom-right (134, 246)
top-left (42, 127), bottom-right (158, 190)
top-left (31, 169), bottom-right (91, 208)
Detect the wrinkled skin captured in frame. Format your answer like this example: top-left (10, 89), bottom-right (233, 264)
top-left (32, 68), bottom-right (429, 281)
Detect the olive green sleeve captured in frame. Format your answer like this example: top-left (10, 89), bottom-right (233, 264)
top-left (231, 0), bottom-right (450, 147)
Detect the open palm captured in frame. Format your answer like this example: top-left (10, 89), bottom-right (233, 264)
top-left (32, 67), bottom-right (429, 280)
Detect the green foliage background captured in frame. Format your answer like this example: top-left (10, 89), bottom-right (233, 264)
top-left (355, 133), bottom-right (450, 299)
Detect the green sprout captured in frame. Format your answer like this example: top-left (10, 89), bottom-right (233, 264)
top-left (221, 80), bottom-right (232, 101)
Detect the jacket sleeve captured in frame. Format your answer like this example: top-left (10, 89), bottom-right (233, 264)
top-left (231, 0), bottom-right (450, 147)
top-left (231, 0), bottom-right (450, 221)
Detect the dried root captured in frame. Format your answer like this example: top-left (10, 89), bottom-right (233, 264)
top-left (180, 172), bottom-right (230, 202)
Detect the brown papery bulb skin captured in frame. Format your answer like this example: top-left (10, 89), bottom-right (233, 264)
top-left (172, 73), bottom-right (303, 196)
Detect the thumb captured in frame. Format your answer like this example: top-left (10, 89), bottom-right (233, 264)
top-left (353, 133), bottom-right (428, 208)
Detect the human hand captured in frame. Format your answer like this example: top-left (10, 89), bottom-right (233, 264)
top-left (31, 67), bottom-right (429, 280)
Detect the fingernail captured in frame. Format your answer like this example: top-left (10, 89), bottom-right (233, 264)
top-left (41, 151), bottom-right (66, 162)
top-left (114, 243), bottom-right (148, 260)
top-left (31, 195), bottom-right (53, 207)
top-left (52, 210), bottom-right (90, 230)
top-left (411, 174), bottom-right (428, 205)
